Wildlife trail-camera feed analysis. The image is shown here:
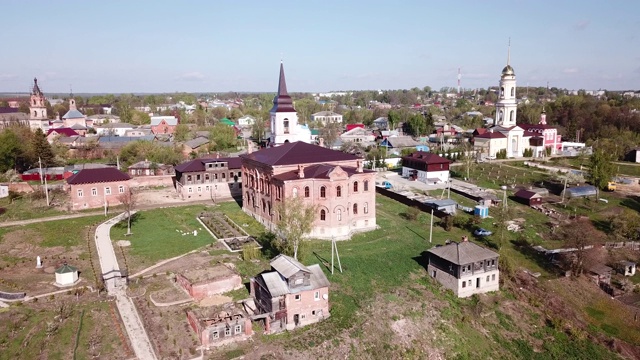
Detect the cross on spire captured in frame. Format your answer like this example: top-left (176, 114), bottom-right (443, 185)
top-left (507, 37), bottom-right (511, 66)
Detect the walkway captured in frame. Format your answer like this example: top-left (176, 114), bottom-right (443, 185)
top-left (95, 212), bottom-right (157, 360)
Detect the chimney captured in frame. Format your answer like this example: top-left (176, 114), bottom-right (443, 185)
top-left (356, 160), bottom-right (363, 173)
top-left (298, 164), bottom-right (305, 178)
top-left (319, 138), bottom-right (324, 147)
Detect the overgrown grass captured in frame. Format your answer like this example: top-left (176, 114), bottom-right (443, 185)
top-left (0, 215), bottom-right (104, 249)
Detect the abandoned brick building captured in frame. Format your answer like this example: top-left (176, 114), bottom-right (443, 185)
top-left (186, 304), bottom-right (252, 349)
top-left (250, 254), bottom-right (330, 332)
top-left (427, 238), bottom-right (500, 298)
top-left (176, 264), bottom-right (243, 301)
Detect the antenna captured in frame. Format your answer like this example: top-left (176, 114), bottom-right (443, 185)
top-left (457, 68), bottom-right (461, 95)
top-left (507, 37), bottom-right (511, 65)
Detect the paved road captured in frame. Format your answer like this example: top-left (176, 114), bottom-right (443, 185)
top-left (95, 212), bottom-right (157, 360)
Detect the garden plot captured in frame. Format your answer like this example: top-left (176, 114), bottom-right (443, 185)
top-left (198, 212), bottom-right (261, 252)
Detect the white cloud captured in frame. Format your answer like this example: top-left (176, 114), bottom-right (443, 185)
top-left (563, 68), bottom-right (579, 74)
top-left (176, 72), bottom-right (206, 81)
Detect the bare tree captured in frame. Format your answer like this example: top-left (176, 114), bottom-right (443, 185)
top-left (118, 187), bottom-right (137, 235)
top-left (556, 217), bottom-right (605, 276)
top-left (274, 196), bottom-right (317, 260)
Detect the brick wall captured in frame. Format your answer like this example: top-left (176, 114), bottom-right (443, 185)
top-left (69, 180), bottom-right (129, 210)
top-left (284, 287), bottom-right (330, 329)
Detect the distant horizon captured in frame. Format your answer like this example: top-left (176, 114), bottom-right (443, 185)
top-left (1, 1), bottom-right (638, 93)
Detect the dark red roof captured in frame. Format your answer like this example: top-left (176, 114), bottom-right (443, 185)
top-left (523, 131), bottom-right (540, 137)
top-left (66, 167), bottom-right (130, 185)
top-left (241, 141), bottom-right (359, 166)
top-left (47, 128), bottom-right (79, 137)
top-left (272, 164), bottom-right (372, 181)
top-left (0, 107), bottom-right (19, 114)
top-left (401, 151), bottom-right (451, 165)
top-left (346, 124), bottom-right (365, 131)
top-left (475, 131), bottom-right (506, 139)
top-left (473, 128), bottom-right (487, 135)
top-left (270, 62), bottom-right (296, 113)
top-left (514, 189), bottom-right (540, 199)
top-left (174, 157), bottom-right (242, 173)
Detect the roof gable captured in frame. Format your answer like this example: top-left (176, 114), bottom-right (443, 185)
top-left (240, 141), bottom-right (358, 166)
top-left (271, 254), bottom-right (311, 279)
top-left (402, 151), bottom-right (450, 165)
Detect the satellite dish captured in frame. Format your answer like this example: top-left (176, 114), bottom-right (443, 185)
top-left (322, 294), bottom-right (328, 300)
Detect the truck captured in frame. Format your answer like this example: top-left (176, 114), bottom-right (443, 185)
top-left (606, 182), bottom-right (616, 191)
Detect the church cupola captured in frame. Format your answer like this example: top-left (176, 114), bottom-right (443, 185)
top-left (539, 107), bottom-right (547, 125)
top-left (270, 62), bottom-right (296, 113)
top-left (32, 77), bottom-right (43, 96)
top-left (494, 41), bottom-right (518, 127)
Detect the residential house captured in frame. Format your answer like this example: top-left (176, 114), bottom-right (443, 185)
top-left (181, 137), bottom-right (210, 157)
top-left (150, 116), bottom-right (179, 135)
top-left (127, 160), bottom-right (174, 177)
top-left (65, 167), bottom-right (131, 210)
top-left (250, 254), bottom-right (330, 332)
top-left (345, 123), bottom-right (365, 132)
top-left (625, 148), bottom-right (640, 163)
top-left (124, 128), bottom-right (153, 137)
top-left (87, 114), bottom-right (120, 125)
top-left (427, 239), bottom-right (500, 298)
top-left (186, 304), bottom-right (252, 349)
top-left (513, 189), bottom-right (543, 206)
top-left (380, 136), bottom-right (421, 153)
top-left (373, 117), bottom-right (389, 130)
top-left (46, 128), bottom-right (79, 144)
top-left (0, 108), bottom-right (29, 128)
top-left (339, 127), bottom-right (376, 145)
top-left (95, 123), bottom-right (136, 137)
top-left (311, 111), bottom-right (343, 125)
top-left (401, 151), bottom-right (451, 184)
top-left (173, 157), bottom-right (242, 200)
top-left (237, 115), bottom-right (256, 127)
top-left (240, 141), bottom-right (377, 240)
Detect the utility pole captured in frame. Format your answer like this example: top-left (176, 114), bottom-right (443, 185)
top-left (331, 236), bottom-right (342, 274)
top-left (39, 157), bottom-right (49, 206)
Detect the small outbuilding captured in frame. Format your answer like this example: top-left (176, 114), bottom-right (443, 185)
top-left (617, 261), bottom-right (637, 277)
top-left (514, 189), bottom-right (543, 206)
top-left (176, 264), bottom-right (243, 301)
top-left (586, 264), bottom-right (612, 285)
top-left (425, 199), bottom-right (458, 215)
top-left (474, 205), bottom-right (489, 218)
top-left (55, 263), bottom-right (79, 286)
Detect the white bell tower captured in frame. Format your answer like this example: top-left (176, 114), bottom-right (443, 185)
top-left (269, 62), bottom-right (302, 146)
top-left (494, 43), bottom-right (518, 127)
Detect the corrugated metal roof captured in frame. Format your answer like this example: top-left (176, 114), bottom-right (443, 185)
top-left (270, 254), bottom-right (310, 279)
top-left (428, 241), bottom-right (498, 265)
top-left (66, 167), bottom-right (130, 185)
top-left (241, 141), bottom-right (358, 166)
top-left (55, 264), bottom-right (77, 274)
top-left (62, 109), bottom-right (85, 119)
top-left (261, 271), bottom-right (289, 297)
top-left (150, 116), bottom-right (178, 126)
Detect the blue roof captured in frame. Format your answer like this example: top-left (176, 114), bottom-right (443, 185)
top-left (62, 109), bottom-right (84, 119)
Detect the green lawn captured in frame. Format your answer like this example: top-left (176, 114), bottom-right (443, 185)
top-left (110, 203), bottom-right (263, 267)
top-left (452, 162), bottom-right (550, 190)
top-left (0, 215), bottom-right (104, 249)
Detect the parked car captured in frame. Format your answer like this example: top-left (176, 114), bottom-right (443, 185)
top-left (474, 228), bottom-right (493, 236)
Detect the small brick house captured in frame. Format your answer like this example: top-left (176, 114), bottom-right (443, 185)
top-left (427, 239), bottom-right (500, 298)
top-left (186, 304), bottom-right (252, 349)
top-left (401, 151), bottom-right (451, 184)
top-left (250, 254), bottom-right (330, 332)
top-left (150, 116), bottom-right (178, 135)
top-left (174, 157), bottom-right (242, 200)
top-left (127, 159), bottom-right (174, 177)
top-left (176, 265), bottom-right (243, 301)
top-left (65, 168), bottom-right (131, 210)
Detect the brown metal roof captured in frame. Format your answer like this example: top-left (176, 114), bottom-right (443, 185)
top-left (270, 62), bottom-right (296, 113)
top-left (241, 141), bottom-right (359, 166)
top-left (428, 241), bottom-right (498, 265)
top-left (66, 167), bottom-right (130, 185)
top-left (474, 131), bottom-right (506, 139)
top-left (174, 157), bottom-right (242, 173)
top-left (514, 189), bottom-right (541, 199)
top-left (272, 164), bottom-right (371, 181)
top-left (401, 151), bottom-right (450, 165)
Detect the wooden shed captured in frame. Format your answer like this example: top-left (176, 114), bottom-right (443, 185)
top-left (514, 189), bottom-right (543, 206)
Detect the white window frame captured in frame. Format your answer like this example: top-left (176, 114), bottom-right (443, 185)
top-left (104, 187), bottom-right (111, 195)
top-left (91, 188), bottom-right (98, 196)
top-left (235, 325), bottom-right (241, 334)
top-left (212, 331), bottom-right (219, 339)
top-left (118, 185), bottom-right (125, 194)
top-left (294, 294), bottom-right (301, 301)
top-left (225, 328), bottom-right (231, 336)
top-left (77, 189), bottom-right (83, 198)
top-left (314, 291), bottom-right (319, 300)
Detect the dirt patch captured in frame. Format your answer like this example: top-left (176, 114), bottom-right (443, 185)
top-left (116, 240), bottom-right (131, 247)
top-left (198, 295), bottom-right (232, 307)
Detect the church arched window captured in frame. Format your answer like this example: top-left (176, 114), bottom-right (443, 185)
top-left (499, 111), bottom-right (503, 123)
top-left (510, 110), bottom-right (514, 122)
top-left (510, 87), bottom-right (514, 97)
top-left (283, 118), bottom-right (290, 134)
top-left (500, 87), bottom-right (504, 98)
top-left (33, 111), bottom-right (37, 117)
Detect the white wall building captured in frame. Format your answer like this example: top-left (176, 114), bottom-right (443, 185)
top-left (311, 111), bottom-right (343, 125)
top-left (269, 62), bottom-right (312, 146)
top-left (55, 263), bottom-right (79, 286)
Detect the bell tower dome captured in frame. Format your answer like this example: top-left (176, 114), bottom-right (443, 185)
top-left (494, 43), bottom-right (518, 127)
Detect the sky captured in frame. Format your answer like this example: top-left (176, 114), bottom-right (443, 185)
top-left (1, 0), bottom-right (639, 94)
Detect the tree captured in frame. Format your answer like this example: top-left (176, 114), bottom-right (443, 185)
top-left (588, 147), bottom-right (615, 194)
top-left (251, 117), bottom-right (268, 142)
top-left (174, 124), bottom-right (191, 142)
top-left (273, 196), bottom-right (317, 260)
top-left (118, 188), bottom-right (137, 235)
top-left (0, 129), bottom-right (24, 173)
top-left (608, 209), bottom-right (640, 242)
top-left (556, 217), bottom-right (605, 276)
top-left (318, 121), bottom-right (342, 148)
top-left (209, 123), bottom-right (237, 151)
top-left (29, 128), bottom-right (55, 167)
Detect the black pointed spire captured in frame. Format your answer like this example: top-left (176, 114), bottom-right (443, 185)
top-left (32, 77), bottom-right (43, 96)
top-left (270, 62), bottom-right (296, 113)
